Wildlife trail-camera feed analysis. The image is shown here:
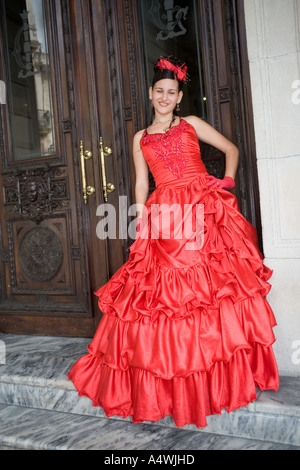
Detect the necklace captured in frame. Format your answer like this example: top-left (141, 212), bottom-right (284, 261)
top-left (153, 115), bottom-right (176, 132)
top-left (154, 118), bottom-right (172, 124)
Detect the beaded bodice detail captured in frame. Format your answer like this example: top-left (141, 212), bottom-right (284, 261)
top-left (141, 119), bottom-right (190, 179)
top-left (140, 118), bottom-right (207, 188)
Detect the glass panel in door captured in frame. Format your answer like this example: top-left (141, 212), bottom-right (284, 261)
top-left (2, 0), bottom-right (56, 161)
top-left (137, 0), bottom-right (207, 122)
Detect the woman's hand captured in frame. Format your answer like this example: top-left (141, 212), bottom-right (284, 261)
top-left (205, 175), bottom-right (235, 190)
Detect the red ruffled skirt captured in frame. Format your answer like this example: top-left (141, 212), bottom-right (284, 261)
top-left (68, 172), bottom-right (279, 428)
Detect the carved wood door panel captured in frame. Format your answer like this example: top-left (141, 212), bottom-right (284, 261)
top-left (0, 0), bottom-right (131, 337)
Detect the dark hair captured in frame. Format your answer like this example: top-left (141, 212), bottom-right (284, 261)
top-left (150, 56), bottom-right (188, 125)
top-left (152, 55), bottom-right (187, 92)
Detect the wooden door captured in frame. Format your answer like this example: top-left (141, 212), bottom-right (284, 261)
top-left (0, 0), bottom-right (262, 338)
top-left (0, 0), bottom-right (132, 337)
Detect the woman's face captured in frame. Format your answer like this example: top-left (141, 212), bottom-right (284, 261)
top-left (149, 79), bottom-right (183, 115)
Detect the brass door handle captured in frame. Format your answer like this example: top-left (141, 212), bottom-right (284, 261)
top-left (80, 141), bottom-right (95, 204)
top-left (99, 137), bottom-right (115, 202)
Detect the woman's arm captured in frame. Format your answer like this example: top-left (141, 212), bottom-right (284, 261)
top-left (132, 131), bottom-right (149, 218)
top-left (184, 115), bottom-right (239, 180)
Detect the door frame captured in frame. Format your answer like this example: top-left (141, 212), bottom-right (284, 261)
top-left (200, 0), bottom-right (262, 250)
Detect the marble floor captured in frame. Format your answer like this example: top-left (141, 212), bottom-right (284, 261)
top-left (0, 333), bottom-right (299, 451)
top-left (0, 403), bottom-right (298, 451)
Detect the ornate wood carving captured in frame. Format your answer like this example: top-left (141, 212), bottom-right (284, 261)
top-left (224, 0), bottom-right (248, 217)
top-left (7, 216), bottom-right (71, 294)
top-left (102, 0), bottom-right (139, 259)
top-left (4, 166), bottom-right (69, 223)
top-left (123, 0), bottom-right (142, 133)
top-left (201, 0), bottom-right (221, 131)
top-left (0, 0), bottom-right (94, 335)
top-left (224, 0), bottom-right (263, 242)
top-left (19, 227), bottom-right (63, 282)
top-left (196, 0), bottom-right (262, 242)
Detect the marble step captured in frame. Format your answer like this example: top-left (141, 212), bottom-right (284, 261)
top-left (0, 403), bottom-right (299, 450)
top-left (0, 334), bottom-right (300, 448)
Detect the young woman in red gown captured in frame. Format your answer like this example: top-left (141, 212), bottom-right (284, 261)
top-left (68, 57), bottom-right (279, 428)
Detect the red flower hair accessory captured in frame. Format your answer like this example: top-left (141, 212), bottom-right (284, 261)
top-left (156, 58), bottom-right (188, 83)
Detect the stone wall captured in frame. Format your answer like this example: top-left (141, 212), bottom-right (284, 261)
top-left (244, 0), bottom-right (300, 376)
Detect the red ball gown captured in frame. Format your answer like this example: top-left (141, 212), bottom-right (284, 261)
top-left (68, 118), bottom-right (279, 428)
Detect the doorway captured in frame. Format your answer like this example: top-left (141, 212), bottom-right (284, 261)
top-left (0, 0), bottom-right (261, 337)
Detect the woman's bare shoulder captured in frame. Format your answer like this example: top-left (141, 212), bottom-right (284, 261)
top-left (133, 129), bottom-right (146, 142)
top-left (182, 115), bottom-right (205, 126)
top-left (133, 129), bottom-right (146, 154)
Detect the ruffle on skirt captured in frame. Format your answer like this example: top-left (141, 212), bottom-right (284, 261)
top-left (68, 173), bottom-right (279, 428)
